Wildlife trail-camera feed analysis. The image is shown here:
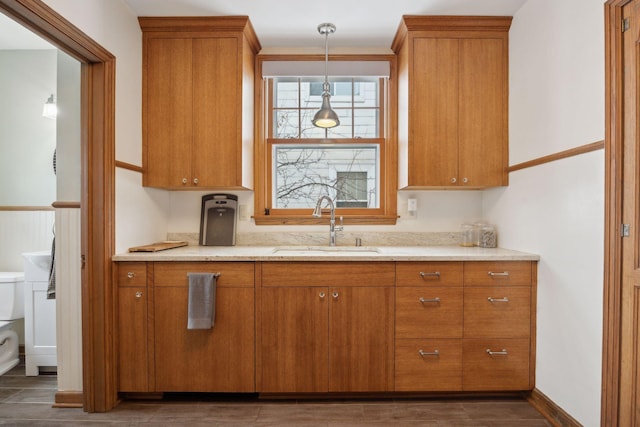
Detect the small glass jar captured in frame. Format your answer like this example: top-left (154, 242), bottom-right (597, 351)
top-left (460, 223), bottom-right (475, 247)
top-left (479, 224), bottom-right (497, 248)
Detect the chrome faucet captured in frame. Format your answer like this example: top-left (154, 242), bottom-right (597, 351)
top-left (312, 196), bottom-right (343, 246)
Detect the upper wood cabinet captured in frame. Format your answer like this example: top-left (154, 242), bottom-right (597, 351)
top-left (392, 16), bottom-right (512, 189)
top-left (139, 17), bottom-right (260, 189)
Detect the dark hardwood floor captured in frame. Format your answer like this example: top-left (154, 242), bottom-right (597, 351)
top-left (0, 360), bottom-right (552, 426)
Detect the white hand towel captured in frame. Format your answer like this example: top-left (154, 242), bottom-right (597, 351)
top-left (187, 272), bottom-right (217, 330)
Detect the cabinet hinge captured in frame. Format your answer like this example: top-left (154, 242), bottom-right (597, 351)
top-left (622, 224), bottom-right (630, 237)
top-left (623, 17), bottom-right (630, 32)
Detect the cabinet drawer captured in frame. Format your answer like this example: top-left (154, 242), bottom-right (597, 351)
top-left (396, 287), bottom-right (463, 338)
top-left (462, 339), bottom-right (531, 391)
top-left (117, 262), bottom-right (147, 286)
top-left (154, 262), bottom-right (254, 287)
top-left (396, 262), bottom-right (463, 287)
top-left (261, 262), bottom-right (395, 287)
top-left (463, 287), bottom-right (531, 338)
top-left (463, 261), bottom-right (532, 286)
top-left (395, 339), bottom-right (462, 391)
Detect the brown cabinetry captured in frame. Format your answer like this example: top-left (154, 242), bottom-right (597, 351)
top-left (394, 261), bottom-right (536, 392)
top-left (153, 262), bottom-right (255, 392)
top-left (259, 262), bottom-right (395, 393)
top-left (117, 262), bottom-right (149, 392)
top-left (395, 262), bottom-right (464, 391)
top-left (116, 261), bottom-right (256, 394)
top-left (140, 17), bottom-right (260, 189)
top-left (462, 261), bottom-right (535, 391)
top-left (392, 16), bottom-right (511, 189)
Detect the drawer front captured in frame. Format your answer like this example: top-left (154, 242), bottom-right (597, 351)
top-left (462, 339), bottom-right (531, 391)
top-left (463, 261), bottom-right (532, 287)
top-left (261, 262), bottom-right (395, 287)
top-left (117, 262), bottom-right (147, 286)
top-left (154, 262), bottom-right (254, 287)
top-left (396, 262), bottom-right (463, 287)
top-left (396, 287), bottom-right (463, 338)
top-left (463, 287), bottom-right (531, 338)
top-left (395, 339), bottom-right (462, 391)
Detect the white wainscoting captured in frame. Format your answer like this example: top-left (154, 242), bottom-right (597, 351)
top-left (0, 210), bottom-right (54, 272)
top-left (54, 207), bottom-right (82, 393)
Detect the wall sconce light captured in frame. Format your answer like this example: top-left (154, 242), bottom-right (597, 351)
top-left (42, 94), bottom-right (57, 119)
top-left (312, 23), bottom-right (339, 129)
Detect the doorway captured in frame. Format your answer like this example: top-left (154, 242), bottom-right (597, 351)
top-left (0, 0), bottom-right (115, 413)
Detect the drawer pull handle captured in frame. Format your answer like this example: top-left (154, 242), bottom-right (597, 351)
top-left (486, 348), bottom-right (508, 356)
top-left (418, 349), bottom-right (440, 357)
top-left (127, 272), bottom-right (135, 279)
top-left (135, 291), bottom-right (143, 298)
top-left (419, 297), bottom-right (441, 304)
top-left (487, 297), bottom-right (509, 303)
top-left (420, 271), bottom-right (440, 279)
top-left (488, 271), bottom-right (509, 277)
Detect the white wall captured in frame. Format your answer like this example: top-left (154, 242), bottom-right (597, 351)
top-left (0, 50), bottom-right (56, 206)
top-left (483, 0), bottom-right (605, 425)
top-left (43, 0), bottom-right (170, 253)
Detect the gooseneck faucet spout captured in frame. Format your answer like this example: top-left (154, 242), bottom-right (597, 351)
top-left (312, 196), bottom-right (343, 247)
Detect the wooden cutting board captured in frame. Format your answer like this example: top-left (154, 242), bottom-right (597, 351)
top-left (128, 241), bottom-right (188, 252)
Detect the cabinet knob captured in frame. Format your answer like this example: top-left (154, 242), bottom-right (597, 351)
top-left (193, 178), bottom-right (199, 185)
top-left (182, 178), bottom-right (188, 184)
top-left (135, 291), bottom-right (143, 298)
top-left (319, 292), bottom-right (326, 299)
top-left (451, 177), bottom-right (457, 184)
top-left (462, 177), bottom-right (468, 184)
top-left (127, 272), bottom-right (135, 279)
top-left (332, 292), bottom-right (339, 300)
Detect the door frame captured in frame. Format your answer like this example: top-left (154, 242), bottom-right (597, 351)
top-left (603, 0), bottom-right (629, 425)
top-left (0, 0), bottom-right (116, 413)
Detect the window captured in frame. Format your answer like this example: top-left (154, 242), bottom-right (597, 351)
top-left (254, 56), bottom-right (397, 225)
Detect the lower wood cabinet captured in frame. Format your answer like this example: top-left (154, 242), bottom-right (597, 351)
top-left (259, 262), bottom-right (395, 393)
top-left (116, 261), bottom-right (255, 393)
top-left (117, 259), bottom-right (536, 395)
top-left (394, 261), bottom-right (536, 392)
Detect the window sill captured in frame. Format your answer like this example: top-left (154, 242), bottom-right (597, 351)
top-left (253, 214), bottom-right (398, 226)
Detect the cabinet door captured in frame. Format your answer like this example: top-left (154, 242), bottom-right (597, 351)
top-left (144, 37), bottom-right (193, 188)
top-left (458, 38), bottom-right (506, 187)
top-left (396, 287), bottom-right (463, 338)
top-left (118, 287), bottom-right (148, 392)
top-left (154, 286), bottom-right (255, 392)
top-left (410, 38), bottom-right (459, 186)
top-left (260, 287), bottom-right (329, 392)
top-left (329, 287), bottom-right (394, 392)
top-left (192, 38), bottom-right (240, 187)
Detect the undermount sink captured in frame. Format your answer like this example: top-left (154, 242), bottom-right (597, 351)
top-left (272, 246), bottom-right (381, 254)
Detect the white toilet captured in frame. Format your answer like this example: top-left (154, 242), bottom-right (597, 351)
top-left (0, 272), bottom-right (24, 376)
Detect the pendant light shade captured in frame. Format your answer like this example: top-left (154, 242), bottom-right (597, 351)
top-left (312, 23), bottom-right (339, 129)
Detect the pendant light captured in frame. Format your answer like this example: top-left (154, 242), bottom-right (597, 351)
top-left (312, 23), bottom-right (340, 129)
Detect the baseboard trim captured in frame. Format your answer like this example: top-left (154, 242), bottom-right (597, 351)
top-left (526, 388), bottom-right (581, 427)
top-left (53, 391), bottom-right (83, 408)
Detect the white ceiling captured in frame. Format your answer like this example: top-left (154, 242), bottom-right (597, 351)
top-left (1, 0), bottom-right (527, 50)
top-left (124, 0), bottom-right (527, 48)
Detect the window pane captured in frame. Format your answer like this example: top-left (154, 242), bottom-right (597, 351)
top-left (355, 81), bottom-right (378, 107)
top-left (274, 109), bottom-right (300, 138)
top-left (274, 81), bottom-right (299, 108)
top-left (273, 144), bottom-right (379, 209)
top-left (353, 109), bottom-right (379, 138)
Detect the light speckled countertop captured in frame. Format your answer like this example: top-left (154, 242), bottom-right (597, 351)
top-left (112, 245), bottom-right (539, 262)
